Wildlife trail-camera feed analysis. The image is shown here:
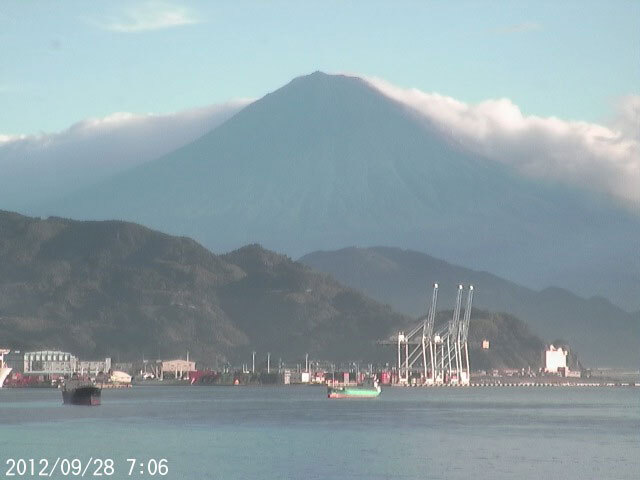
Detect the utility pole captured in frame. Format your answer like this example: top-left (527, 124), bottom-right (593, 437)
top-left (267, 352), bottom-right (271, 374)
top-left (305, 353), bottom-right (309, 372)
top-left (252, 351), bottom-right (256, 374)
top-left (397, 332), bottom-right (403, 384)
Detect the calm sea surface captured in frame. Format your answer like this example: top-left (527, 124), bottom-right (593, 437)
top-left (1, 386), bottom-right (638, 480)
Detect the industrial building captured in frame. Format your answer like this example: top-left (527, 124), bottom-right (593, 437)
top-left (77, 358), bottom-right (112, 376)
top-left (282, 370), bottom-right (311, 384)
top-left (24, 350), bottom-right (77, 375)
top-left (544, 345), bottom-right (568, 373)
top-left (161, 358), bottom-right (196, 379)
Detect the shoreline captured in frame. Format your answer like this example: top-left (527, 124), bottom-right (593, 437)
top-left (3, 381), bottom-right (638, 389)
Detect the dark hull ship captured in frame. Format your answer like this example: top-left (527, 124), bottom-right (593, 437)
top-left (62, 380), bottom-right (101, 406)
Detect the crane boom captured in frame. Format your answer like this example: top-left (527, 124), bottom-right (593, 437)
top-left (423, 283), bottom-right (438, 340)
top-left (461, 285), bottom-right (474, 343)
top-left (449, 284), bottom-right (463, 336)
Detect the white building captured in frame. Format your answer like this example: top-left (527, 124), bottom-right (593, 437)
top-left (544, 345), bottom-right (568, 373)
top-left (24, 350), bottom-right (77, 375)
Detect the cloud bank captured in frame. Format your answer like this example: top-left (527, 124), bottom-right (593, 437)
top-left (0, 100), bottom-right (250, 211)
top-left (494, 22), bottom-right (542, 34)
top-left (364, 77), bottom-right (640, 210)
top-left (104, 1), bottom-right (200, 33)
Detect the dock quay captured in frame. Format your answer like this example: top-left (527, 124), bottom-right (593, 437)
top-left (390, 381), bottom-right (638, 388)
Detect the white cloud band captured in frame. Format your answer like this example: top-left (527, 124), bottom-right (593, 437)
top-left (0, 100), bottom-right (250, 210)
top-left (364, 77), bottom-right (640, 210)
top-left (105, 1), bottom-right (200, 33)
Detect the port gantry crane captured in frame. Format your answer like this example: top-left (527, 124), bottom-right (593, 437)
top-left (389, 283), bottom-right (474, 386)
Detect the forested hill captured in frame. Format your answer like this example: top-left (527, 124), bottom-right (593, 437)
top-left (0, 211), bottom-right (549, 369)
top-left (0, 211), bottom-right (407, 365)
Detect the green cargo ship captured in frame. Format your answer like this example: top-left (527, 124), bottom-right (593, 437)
top-left (327, 380), bottom-right (381, 399)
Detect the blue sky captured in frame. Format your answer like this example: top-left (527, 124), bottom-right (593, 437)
top-left (1, 0), bottom-right (638, 135)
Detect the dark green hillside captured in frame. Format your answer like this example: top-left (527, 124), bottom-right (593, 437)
top-left (465, 311), bottom-right (545, 371)
top-left (220, 245), bottom-right (407, 361)
top-left (0, 211), bottom-right (248, 363)
top-left (0, 211), bottom-right (409, 364)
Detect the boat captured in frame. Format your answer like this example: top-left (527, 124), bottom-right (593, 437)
top-left (61, 378), bottom-right (102, 406)
top-left (0, 368), bottom-right (11, 389)
top-left (327, 378), bottom-right (381, 399)
top-left (0, 349), bottom-right (12, 388)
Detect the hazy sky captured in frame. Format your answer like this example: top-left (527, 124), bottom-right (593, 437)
top-left (1, 0), bottom-right (638, 135)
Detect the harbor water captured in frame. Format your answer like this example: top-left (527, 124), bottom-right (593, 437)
top-left (1, 386), bottom-right (638, 479)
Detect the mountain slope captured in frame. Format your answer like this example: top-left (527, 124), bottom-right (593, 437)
top-left (464, 311), bottom-right (545, 371)
top-left (0, 211), bottom-right (415, 364)
top-left (217, 245), bottom-right (405, 361)
top-left (0, 210), bottom-right (247, 363)
top-left (300, 247), bottom-right (639, 367)
top-left (43, 72), bottom-right (640, 311)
